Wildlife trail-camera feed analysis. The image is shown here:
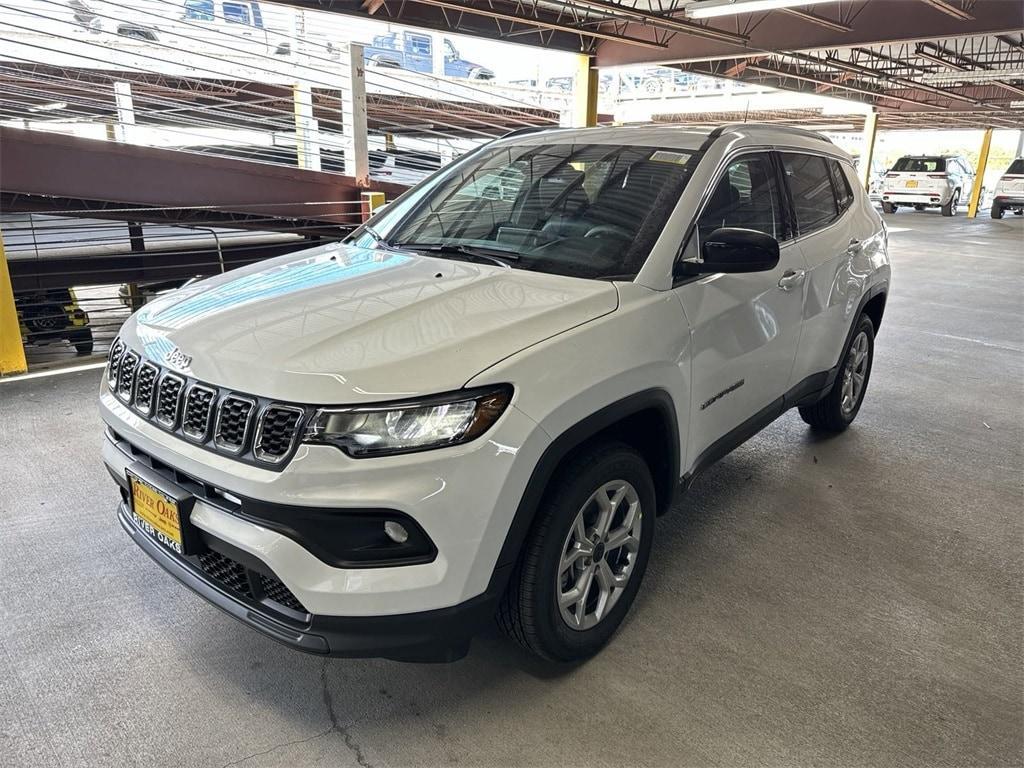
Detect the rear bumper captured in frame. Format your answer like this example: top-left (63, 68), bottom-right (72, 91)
top-left (993, 196), bottom-right (1024, 207)
top-left (117, 502), bottom-right (504, 661)
top-left (881, 191), bottom-right (949, 206)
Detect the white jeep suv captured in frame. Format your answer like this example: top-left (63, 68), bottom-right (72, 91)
top-left (881, 154), bottom-right (975, 216)
top-left (100, 124), bottom-right (890, 662)
top-left (991, 158), bottom-right (1024, 219)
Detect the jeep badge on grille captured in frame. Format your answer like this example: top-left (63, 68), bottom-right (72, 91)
top-left (164, 346), bottom-right (193, 371)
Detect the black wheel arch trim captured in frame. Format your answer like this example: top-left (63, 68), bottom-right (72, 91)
top-left (489, 388), bottom-right (680, 585)
top-left (845, 281), bottom-right (888, 349)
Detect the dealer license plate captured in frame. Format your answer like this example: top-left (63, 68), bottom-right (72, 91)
top-left (128, 471), bottom-right (185, 554)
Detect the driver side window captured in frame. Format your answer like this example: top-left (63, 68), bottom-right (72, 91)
top-left (697, 154), bottom-right (784, 244)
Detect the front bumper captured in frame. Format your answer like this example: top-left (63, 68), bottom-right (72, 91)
top-left (116, 501), bottom-right (501, 661)
top-left (100, 381), bottom-right (547, 655)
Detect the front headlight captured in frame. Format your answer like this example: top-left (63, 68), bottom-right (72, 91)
top-left (303, 385), bottom-right (513, 457)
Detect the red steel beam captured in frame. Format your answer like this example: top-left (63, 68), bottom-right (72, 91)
top-left (0, 127), bottom-right (408, 225)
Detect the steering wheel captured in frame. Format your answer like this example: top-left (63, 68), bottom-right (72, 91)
top-left (584, 224), bottom-right (632, 240)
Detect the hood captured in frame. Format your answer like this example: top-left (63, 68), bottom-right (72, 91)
top-left (125, 243), bottom-right (617, 404)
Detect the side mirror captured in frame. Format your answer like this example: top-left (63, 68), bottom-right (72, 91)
top-left (679, 227), bottom-right (780, 276)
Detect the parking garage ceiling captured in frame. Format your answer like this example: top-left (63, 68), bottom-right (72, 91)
top-left (281, 0), bottom-right (1024, 128)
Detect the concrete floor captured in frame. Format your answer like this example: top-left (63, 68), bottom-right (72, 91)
top-left (1, 213), bottom-right (1021, 768)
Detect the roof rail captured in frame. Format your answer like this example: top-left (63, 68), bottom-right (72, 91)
top-left (500, 125), bottom-right (558, 139)
top-left (712, 123), bottom-right (835, 144)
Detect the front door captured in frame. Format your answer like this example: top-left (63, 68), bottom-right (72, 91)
top-left (674, 151), bottom-right (806, 469)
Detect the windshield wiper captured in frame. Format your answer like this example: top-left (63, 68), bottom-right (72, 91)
top-left (392, 242), bottom-right (520, 268)
top-left (363, 224), bottom-right (389, 246)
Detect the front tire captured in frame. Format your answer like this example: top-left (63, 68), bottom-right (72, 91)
top-left (497, 441), bottom-right (656, 662)
top-left (799, 314), bottom-right (875, 432)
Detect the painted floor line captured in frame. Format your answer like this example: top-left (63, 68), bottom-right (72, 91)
top-left (0, 361), bottom-right (107, 384)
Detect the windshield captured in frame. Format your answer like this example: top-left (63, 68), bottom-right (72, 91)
top-left (892, 157), bottom-right (946, 173)
top-left (362, 142), bottom-right (701, 280)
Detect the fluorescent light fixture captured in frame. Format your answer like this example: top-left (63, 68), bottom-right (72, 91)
top-left (28, 101), bottom-right (67, 113)
top-left (686, 0), bottom-right (842, 19)
top-left (920, 69), bottom-right (1024, 85)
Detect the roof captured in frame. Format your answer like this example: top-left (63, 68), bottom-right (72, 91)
top-left (499, 122), bottom-right (839, 151)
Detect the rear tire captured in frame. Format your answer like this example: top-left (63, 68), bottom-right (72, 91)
top-left (497, 441), bottom-right (656, 662)
top-left (882, 202), bottom-right (897, 214)
top-left (914, 204), bottom-right (925, 211)
top-left (991, 204), bottom-right (1004, 219)
top-left (799, 314), bottom-right (875, 433)
top-left (941, 189), bottom-right (959, 217)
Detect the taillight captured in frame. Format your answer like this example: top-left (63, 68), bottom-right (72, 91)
top-left (927, 173), bottom-right (948, 179)
top-left (885, 173), bottom-right (899, 178)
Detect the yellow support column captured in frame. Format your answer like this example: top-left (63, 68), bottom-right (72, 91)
top-left (572, 54), bottom-right (598, 128)
top-left (0, 228), bottom-right (28, 376)
top-left (858, 110), bottom-right (879, 192)
top-left (361, 191), bottom-right (386, 222)
top-left (967, 127), bottom-right (993, 219)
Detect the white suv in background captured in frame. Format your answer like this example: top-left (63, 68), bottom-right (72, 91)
top-left (100, 124), bottom-right (890, 662)
top-left (991, 158), bottom-right (1024, 219)
top-left (881, 154), bottom-right (975, 216)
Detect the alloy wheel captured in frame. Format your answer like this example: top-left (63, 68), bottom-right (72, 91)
top-left (841, 331), bottom-right (870, 416)
top-left (556, 480), bottom-right (642, 631)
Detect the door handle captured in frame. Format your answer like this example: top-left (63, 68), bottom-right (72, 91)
top-left (847, 237), bottom-right (862, 254)
top-left (778, 269), bottom-right (806, 291)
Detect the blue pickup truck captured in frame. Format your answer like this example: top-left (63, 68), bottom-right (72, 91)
top-left (363, 32), bottom-right (494, 80)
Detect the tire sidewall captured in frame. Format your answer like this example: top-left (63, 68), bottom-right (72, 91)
top-left (835, 315), bottom-right (875, 425)
top-left (530, 447), bottom-right (656, 661)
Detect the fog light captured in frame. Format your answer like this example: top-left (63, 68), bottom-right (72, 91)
top-left (384, 520), bottom-right (409, 544)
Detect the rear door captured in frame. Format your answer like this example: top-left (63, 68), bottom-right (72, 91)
top-left (674, 151), bottom-right (806, 467)
top-left (955, 158), bottom-right (975, 200)
top-left (782, 152), bottom-right (866, 383)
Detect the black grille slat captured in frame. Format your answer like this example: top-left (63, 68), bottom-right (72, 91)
top-left (255, 407), bottom-right (303, 463)
top-left (215, 396), bottom-right (255, 453)
top-left (182, 386), bottom-right (216, 440)
top-left (107, 338), bottom-right (125, 386)
top-left (116, 351), bottom-right (140, 401)
top-left (156, 374), bottom-right (184, 427)
top-left (133, 363), bottom-right (158, 414)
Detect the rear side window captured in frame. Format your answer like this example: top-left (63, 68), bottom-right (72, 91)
top-left (892, 157), bottom-right (946, 173)
top-left (828, 159), bottom-right (855, 213)
top-left (697, 153), bottom-right (785, 243)
top-left (780, 153), bottom-right (838, 235)
top-left (408, 35), bottom-right (432, 56)
top-left (1008, 159), bottom-right (1024, 175)
top-left (223, 2), bottom-right (251, 24)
